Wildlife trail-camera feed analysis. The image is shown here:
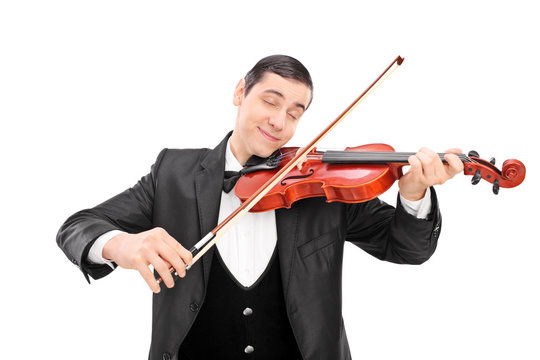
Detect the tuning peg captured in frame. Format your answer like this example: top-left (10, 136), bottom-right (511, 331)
top-left (493, 179), bottom-right (500, 195)
top-left (471, 170), bottom-right (482, 185)
top-left (468, 150), bottom-right (480, 158)
top-left (489, 157), bottom-right (496, 165)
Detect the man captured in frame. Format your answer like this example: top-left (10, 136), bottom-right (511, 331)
top-left (57, 55), bottom-right (463, 360)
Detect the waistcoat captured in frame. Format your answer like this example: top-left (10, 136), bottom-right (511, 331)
top-left (178, 246), bottom-right (303, 360)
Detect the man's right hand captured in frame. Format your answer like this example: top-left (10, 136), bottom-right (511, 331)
top-left (102, 227), bottom-right (193, 293)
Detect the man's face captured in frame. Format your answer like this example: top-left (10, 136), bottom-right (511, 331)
top-left (230, 72), bottom-right (312, 163)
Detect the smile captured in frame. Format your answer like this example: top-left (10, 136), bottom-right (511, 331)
top-left (258, 127), bottom-right (280, 142)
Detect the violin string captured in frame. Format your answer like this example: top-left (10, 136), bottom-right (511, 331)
top-left (278, 149), bottom-right (480, 166)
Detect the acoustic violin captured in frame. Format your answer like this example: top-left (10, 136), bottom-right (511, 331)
top-left (233, 145), bottom-right (526, 212)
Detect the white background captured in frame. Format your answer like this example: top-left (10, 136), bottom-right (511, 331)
top-left (1, 1), bottom-right (538, 359)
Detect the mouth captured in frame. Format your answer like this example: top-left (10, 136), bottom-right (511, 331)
top-left (257, 127), bottom-right (280, 142)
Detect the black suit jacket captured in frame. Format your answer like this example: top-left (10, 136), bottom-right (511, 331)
top-left (57, 132), bottom-right (442, 360)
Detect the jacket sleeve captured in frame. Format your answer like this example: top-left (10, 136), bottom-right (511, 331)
top-left (345, 187), bottom-right (442, 264)
top-left (56, 148), bottom-right (168, 282)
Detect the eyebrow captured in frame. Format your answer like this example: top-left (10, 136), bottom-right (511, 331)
top-left (262, 89), bottom-right (306, 111)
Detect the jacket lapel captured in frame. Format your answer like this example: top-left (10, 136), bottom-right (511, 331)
top-left (194, 132), bottom-right (232, 288)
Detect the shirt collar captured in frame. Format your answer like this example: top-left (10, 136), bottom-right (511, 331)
top-left (225, 138), bottom-right (244, 172)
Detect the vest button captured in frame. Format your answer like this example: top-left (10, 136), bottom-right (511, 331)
top-left (244, 345), bottom-right (255, 354)
top-left (189, 302), bottom-right (199, 312)
top-left (162, 352), bottom-right (171, 360)
top-left (243, 307), bottom-right (253, 316)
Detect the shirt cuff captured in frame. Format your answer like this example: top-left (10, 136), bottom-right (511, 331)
top-left (87, 230), bottom-right (125, 269)
top-left (399, 188), bottom-right (432, 220)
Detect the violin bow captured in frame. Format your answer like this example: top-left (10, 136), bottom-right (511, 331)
top-left (158, 55), bottom-right (405, 282)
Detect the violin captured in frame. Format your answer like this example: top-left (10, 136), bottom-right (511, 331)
top-left (234, 144), bottom-right (526, 212)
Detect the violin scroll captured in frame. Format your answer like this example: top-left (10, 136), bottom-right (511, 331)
top-left (501, 159), bottom-right (526, 186)
top-left (463, 151), bottom-right (525, 194)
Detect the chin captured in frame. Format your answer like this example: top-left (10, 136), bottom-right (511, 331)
top-left (252, 144), bottom-right (278, 158)
top-left (254, 148), bottom-right (274, 158)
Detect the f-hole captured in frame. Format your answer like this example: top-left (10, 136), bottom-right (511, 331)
top-left (281, 169), bottom-right (315, 185)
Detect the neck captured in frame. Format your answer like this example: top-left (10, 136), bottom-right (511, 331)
top-left (229, 131), bottom-right (250, 166)
top-left (320, 150), bottom-right (470, 164)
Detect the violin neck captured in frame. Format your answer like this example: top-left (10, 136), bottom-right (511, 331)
top-left (320, 151), bottom-right (470, 164)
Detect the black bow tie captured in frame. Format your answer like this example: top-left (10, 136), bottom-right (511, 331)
top-left (223, 170), bottom-right (242, 193)
top-left (222, 150), bottom-right (282, 194)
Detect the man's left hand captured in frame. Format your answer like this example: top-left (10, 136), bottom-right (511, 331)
top-left (398, 147), bottom-right (464, 201)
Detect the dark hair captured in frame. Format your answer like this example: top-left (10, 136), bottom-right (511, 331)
top-left (244, 55), bottom-right (313, 108)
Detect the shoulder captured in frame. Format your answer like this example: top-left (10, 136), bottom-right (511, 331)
top-left (152, 147), bottom-right (211, 177)
top-left (160, 147), bottom-right (210, 163)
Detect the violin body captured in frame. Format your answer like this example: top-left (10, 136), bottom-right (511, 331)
top-left (235, 144), bottom-right (406, 212)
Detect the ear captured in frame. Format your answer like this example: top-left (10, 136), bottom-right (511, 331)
top-left (233, 78), bottom-right (246, 106)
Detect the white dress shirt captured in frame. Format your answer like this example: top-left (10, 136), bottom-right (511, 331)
top-left (88, 140), bottom-right (432, 287)
top-left (214, 140), bottom-right (278, 287)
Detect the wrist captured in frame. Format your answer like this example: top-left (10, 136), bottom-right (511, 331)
top-left (400, 188), bottom-right (427, 202)
top-left (102, 232), bottom-right (126, 261)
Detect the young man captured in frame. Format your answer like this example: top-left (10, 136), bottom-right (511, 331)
top-left (57, 55), bottom-right (463, 360)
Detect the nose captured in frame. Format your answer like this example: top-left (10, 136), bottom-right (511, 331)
top-left (268, 111), bottom-right (286, 131)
